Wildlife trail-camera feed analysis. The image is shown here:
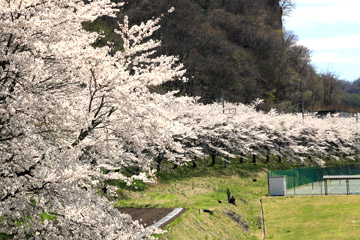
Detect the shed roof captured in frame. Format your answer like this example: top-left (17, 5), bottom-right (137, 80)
top-left (323, 175), bottom-right (360, 180)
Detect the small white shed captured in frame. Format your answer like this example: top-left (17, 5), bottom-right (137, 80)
top-left (268, 176), bottom-right (287, 196)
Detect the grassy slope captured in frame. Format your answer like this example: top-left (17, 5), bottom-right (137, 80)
top-left (114, 157), bottom-right (360, 239)
top-left (263, 195), bottom-right (360, 240)
top-left (114, 157), bottom-right (308, 240)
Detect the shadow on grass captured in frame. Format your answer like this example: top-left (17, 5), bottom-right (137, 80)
top-left (106, 179), bottom-right (147, 191)
top-left (155, 155), bottom-right (307, 184)
top-left (111, 154), bottom-right (337, 192)
top-left (0, 233), bottom-right (14, 240)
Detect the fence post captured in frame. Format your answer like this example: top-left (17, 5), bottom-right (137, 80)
top-left (267, 172), bottom-right (270, 195)
top-left (325, 180), bottom-right (328, 195)
top-left (313, 167), bottom-right (316, 190)
top-left (293, 171), bottom-right (296, 195)
top-left (320, 181), bottom-right (322, 195)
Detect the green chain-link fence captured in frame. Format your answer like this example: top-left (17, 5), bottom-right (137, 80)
top-left (269, 164), bottom-right (360, 190)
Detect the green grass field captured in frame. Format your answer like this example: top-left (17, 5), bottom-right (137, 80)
top-left (263, 195), bottom-right (360, 240)
top-left (113, 157), bottom-right (360, 239)
top-left (115, 160), bottom-right (270, 240)
top-left (3, 155), bottom-right (360, 239)
top-left (114, 157), bottom-right (317, 239)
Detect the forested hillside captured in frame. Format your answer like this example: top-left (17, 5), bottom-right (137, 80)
top-left (85, 0), bottom-right (360, 112)
top-left (339, 78), bottom-right (360, 110)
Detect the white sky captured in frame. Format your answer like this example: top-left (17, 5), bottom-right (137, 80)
top-left (284, 0), bottom-right (360, 81)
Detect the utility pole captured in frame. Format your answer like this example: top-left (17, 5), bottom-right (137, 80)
top-left (300, 78), bottom-right (304, 123)
top-left (222, 90), bottom-right (225, 114)
top-left (302, 97), bottom-right (304, 122)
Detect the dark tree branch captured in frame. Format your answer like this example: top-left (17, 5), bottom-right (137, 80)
top-left (15, 161), bottom-right (40, 178)
top-left (1, 188), bottom-right (20, 202)
top-left (0, 132), bottom-right (24, 142)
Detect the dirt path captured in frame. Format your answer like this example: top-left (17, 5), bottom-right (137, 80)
top-left (118, 208), bottom-right (186, 229)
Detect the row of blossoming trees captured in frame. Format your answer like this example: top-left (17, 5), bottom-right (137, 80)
top-left (173, 101), bottom-right (359, 167)
top-left (1, 1), bottom-right (359, 239)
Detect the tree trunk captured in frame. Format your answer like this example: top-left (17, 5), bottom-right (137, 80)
top-left (225, 156), bottom-right (228, 168)
top-left (240, 153), bottom-right (244, 164)
top-left (192, 156), bottom-right (197, 168)
top-left (252, 154), bottom-right (256, 164)
top-left (173, 163), bottom-right (178, 169)
top-left (266, 151), bottom-right (270, 163)
top-left (211, 154), bottom-right (216, 166)
top-left (278, 155), bottom-right (281, 163)
top-left (156, 156), bottom-right (162, 172)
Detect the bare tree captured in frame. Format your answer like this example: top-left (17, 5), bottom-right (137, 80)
top-left (321, 72), bottom-right (341, 107)
top-left (279, 0), bottom-right (295, 16)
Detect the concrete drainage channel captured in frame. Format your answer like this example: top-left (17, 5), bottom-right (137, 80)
top-left (149, 208), bottom-right (185, 228)
top-left (118, 208), bottom-right (187, 229)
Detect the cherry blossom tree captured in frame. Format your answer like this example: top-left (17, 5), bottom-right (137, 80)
top-left (0, 1), bottom-right (188, 238)
top-left (1, 1), bottom-right (358, 238)
top-left (172, 100), bottom-right (360, 166)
